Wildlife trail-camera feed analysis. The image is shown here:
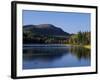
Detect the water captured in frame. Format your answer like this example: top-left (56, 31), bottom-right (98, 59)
top-left (23, 44), bottom-right (90, 69)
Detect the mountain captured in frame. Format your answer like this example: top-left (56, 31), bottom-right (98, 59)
top-left (23, 24), bottom-right (69, 36)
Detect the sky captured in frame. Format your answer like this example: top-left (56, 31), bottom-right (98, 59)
top-left (22, 10), bottom-right (90, 33)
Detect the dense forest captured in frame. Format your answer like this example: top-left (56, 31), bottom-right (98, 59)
top-left (23, 31), bottom-right (69, 44)
top-left (23, 31), bottom-right (90, 45)
top-left (66, 31), bottom-right (91, 45)
top-left (23, 24), bottom-right (90, 45)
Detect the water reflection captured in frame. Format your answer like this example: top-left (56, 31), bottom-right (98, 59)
top-left (23, 47), bottom-right (68, 62)
top-left (69, 46), bottom-right (90, 60)
top-left (23, 45), bottom-right (90, 69)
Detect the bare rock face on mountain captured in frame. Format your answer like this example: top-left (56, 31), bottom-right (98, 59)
top-left (23, 24), bottom-right (69, 36)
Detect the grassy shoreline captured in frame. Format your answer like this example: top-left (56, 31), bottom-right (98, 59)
top-left (83, 45), bottom-right (91, 49)
top-left (65, 44), bottom-right (91, 49)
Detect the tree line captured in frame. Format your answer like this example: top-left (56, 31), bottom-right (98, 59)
top-left (23, 30), bottom-right (90, 45)
top-left (23, 30), bottom-right (68, 44)
top-left (67, 31), bottom-right (90, 45)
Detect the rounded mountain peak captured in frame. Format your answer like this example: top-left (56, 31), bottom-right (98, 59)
top-left (36, 24), bottom-right (56, 28)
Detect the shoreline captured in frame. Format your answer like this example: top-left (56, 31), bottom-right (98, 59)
top-left (83, 45), bottom-right (91, 49)
top-left (65, 44), bottom-right (91, 49)
top-left (23, 44), bottom-right (70, 47)
top-left (23, 44), bottom-right (91, 49)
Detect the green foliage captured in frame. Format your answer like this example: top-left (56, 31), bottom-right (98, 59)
top-left (67, 31), bottom-right (91, 45)
top-left (23, 29), bottom-right (68, 44)
top-left (23, 28), bottom-right (90, 45)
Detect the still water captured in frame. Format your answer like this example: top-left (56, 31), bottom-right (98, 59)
top-left (23, 44), bottom-right (90, 69)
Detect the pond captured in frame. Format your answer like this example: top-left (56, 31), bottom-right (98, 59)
top-left (23, 44), bottom-right (91, 69)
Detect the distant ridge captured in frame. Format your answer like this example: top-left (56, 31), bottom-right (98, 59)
top-left (23, 24), bottom-right (69, 36)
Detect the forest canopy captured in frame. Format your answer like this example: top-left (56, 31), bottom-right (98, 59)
top-left (23, 24), bottom-right (90, 45)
